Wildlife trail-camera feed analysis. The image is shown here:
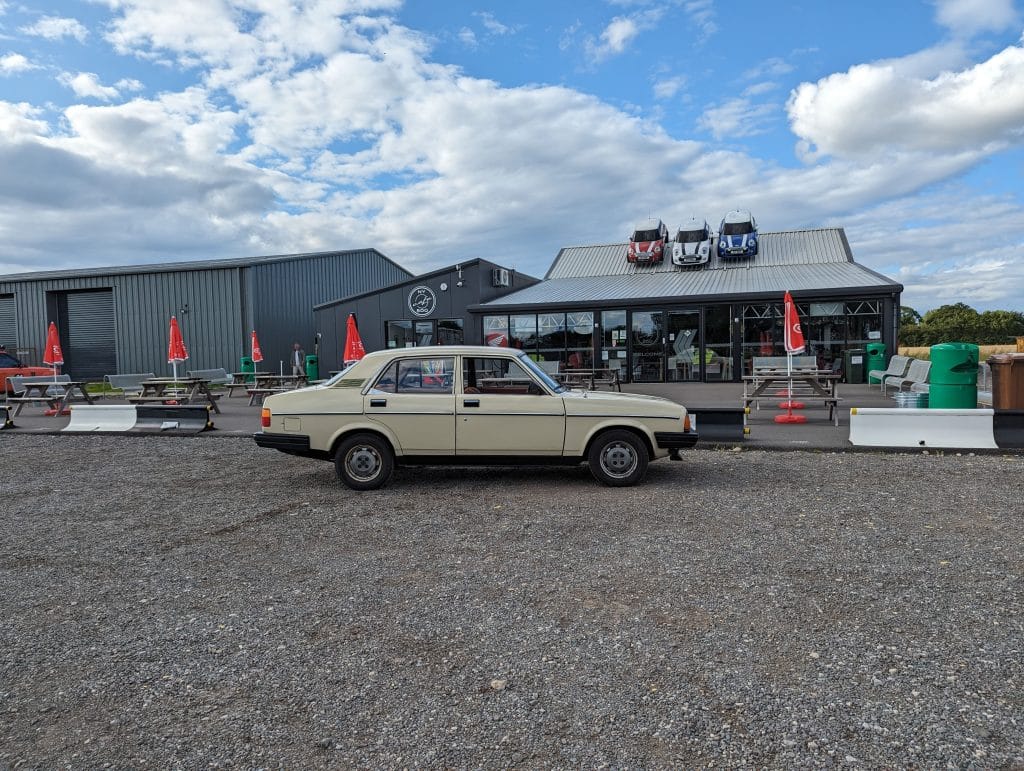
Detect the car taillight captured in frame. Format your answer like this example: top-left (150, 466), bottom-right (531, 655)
top-left (683, 414), bottom-right (692, 432)
top-left (261, 408), bottom-right (271, 427)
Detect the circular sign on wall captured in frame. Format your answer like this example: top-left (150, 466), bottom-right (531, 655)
top-left (408, 285), bottom-right (437, 317)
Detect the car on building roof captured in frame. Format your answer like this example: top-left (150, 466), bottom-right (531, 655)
top-left (671, 218), bottom-right (712, 267)
top-left (0, 350), bottom-right (54, 392)
top-left (627, 218), bottom-right (669, 264)
top-left (254, 345), bottom-right (698, 489)
top-left (717, 209), bottom-right (758, 258)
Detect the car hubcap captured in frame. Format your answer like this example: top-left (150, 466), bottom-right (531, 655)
top-left (346, 445), bottom-right (381, 481)
top-left (601, 441), bottom-right (637, 478)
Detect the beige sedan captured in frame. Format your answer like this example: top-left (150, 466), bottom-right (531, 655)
top-left (254, 345), bottom-right (697, 489)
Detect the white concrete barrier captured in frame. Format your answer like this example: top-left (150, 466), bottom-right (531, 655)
top-left (62, 405), bottom-right (138, 432)
top-left (849, 407), bottom-right (997, 449)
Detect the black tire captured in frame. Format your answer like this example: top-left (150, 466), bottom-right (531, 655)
top-left (334, 433), bottom-right (394, 490)
top-left (587, 429), bottom-right (649, 487)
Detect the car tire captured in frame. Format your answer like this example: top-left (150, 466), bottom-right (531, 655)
top-left (588, 429), bottom-right (648, 487)
top-left (334, 433), bottom-right (394, 490)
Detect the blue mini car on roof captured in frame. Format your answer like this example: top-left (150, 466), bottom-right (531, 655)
top-left (718, 210), bottom-right (758, 259)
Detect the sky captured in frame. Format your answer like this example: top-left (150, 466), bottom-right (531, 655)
top-left (1, 0), bottom-right (1023, 314)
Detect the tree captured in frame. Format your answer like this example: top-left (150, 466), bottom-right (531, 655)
top-left (900, 306), bottom-right (923, 326)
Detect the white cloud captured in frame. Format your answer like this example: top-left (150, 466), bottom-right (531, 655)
top-left (698, 98), bottom-right (776, 139)
top-left (0, 52), bottom-right (36, 75)
top-left (457, 27), bottom-right (477, 48)
top-left (19, 15), bottom-right (89, 42)
top-left (683, 0), bottom-right (717, 39)
top-left (585, 10), bottom-right (663, 62)
top-left (0, 101), bottom-right (50, 139)
top-left (932, 0), bottom-right (1019, 36)
top-left (744, 56), bottom-right (794, 80)
top-left (653, 75), bottom-right (686, 100)
top-left (787, 42), bottom-right (1024, 161)
top-left (57, 72), bottom-right (122, 101)
top-left (474, 11), bottom-right (519, 36)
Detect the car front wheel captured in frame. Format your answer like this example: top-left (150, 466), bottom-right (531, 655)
top-left (588, 430), bottom-right (649, 487)
top-left (335, 433), bottom-right (394, 490)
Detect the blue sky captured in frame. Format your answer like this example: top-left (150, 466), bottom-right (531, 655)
top-left (1, 0), bottom-right (1023, 313)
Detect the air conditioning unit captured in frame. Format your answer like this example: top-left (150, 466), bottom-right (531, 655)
top-left (491, 268), bottom-right (510, 287)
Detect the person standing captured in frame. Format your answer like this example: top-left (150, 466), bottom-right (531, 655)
top-left (291, 342), bottom-right (305, 376)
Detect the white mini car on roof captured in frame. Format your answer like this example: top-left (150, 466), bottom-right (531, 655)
top-left (254, 345), bottom-right (698, 489)
top-left (671, 218), bottom-right (712, 266)
top-left (718, 209), bottom-right (758, 258)
top-left (627, 217), bottom-right (669, 264)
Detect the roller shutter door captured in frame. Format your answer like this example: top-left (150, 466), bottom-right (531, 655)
top-left (65, 290), bottom-right (116, 381)
top-left (0, 295), bottom-right (15, 349)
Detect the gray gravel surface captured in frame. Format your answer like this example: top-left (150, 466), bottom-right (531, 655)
top-left (1, 435), bottom-right (1022, 769)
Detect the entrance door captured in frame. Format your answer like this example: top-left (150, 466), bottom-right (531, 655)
top-left (631, 311), bottom-right (664, 382)
top-left (667, 310), bottom-right (701, 382)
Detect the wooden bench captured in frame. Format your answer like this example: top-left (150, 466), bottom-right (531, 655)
top-left (5, 375), bottom-right (72, 406)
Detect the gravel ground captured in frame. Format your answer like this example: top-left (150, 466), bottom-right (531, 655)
top-left (1, 435), bottom-right (1022, 769)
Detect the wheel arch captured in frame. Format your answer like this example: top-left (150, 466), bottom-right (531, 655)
top-left (329, 425), bottom-right (398, 460)
top-left (582, 424), bottom-right (654, 460)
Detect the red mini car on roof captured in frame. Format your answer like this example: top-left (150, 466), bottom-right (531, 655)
top-left (627, 217), bottom-right (668, 264)
top-left (0, 350), bottom-right (54, 392)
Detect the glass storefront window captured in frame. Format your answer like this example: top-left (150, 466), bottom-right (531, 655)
top-left (667, 310), bottom-right (700, 382)
top-left (537, 313), bottom-right (566, 363)
top-left (386, 320), bottom-right (414, 348)
top-left (510, 315), bottom-right (539, 353)
top-left (704, 305), bottom-right (732, 381)
top-left (631, 311), bottom-right (664, 382)
top-left (438, 318), bottom-right (464, 345)
top-left (846, 301), bottom-right (882, 346)
top-left (601, 310), bottom-right (627, 376)
top-left (566, 312), bottom-right (593, 369)
top-left (484, 315), bottom-right (510, 347)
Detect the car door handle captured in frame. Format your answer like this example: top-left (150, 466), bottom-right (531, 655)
top-left (463, 399), bottom-right (480, 407)
top-left (370, 398), bottom-right (387, 407)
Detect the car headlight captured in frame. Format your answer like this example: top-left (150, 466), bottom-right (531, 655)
top-left (720, 240), bottom-right (727, 249)
top-left (748, 238), bottom-right (756, 249)
top-left (699, 245), bottom-right (708, 255)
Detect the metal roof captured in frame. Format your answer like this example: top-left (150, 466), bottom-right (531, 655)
top-left (481, 228), bottom-right (900, 309)
top-left (0, 247), bottom-right (410, 283)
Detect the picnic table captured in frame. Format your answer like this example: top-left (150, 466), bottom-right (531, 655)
top-left (128, 377), bottom-right (222, 413)
top-left (742, 371), bottom-right (842, 427)
top-left (6, 380), bottom-right (94, 417)
top-left (558, 368), bottom-right (622, 391)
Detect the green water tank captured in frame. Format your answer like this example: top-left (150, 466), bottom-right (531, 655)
top-left (866, 342), bottom-right (887, 384)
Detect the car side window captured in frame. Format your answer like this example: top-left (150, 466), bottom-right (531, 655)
top-left (370, 362), bottom-right (398, 393)
top-left (393, 357), bottom-right (454, 394)
top-left (463, 357), bottom-right (541, 395)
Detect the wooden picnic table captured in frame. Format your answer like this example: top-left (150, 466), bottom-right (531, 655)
top-left (558, 368), bottom-right (622, 391)
top-left (742, 372), bottom-right (842, 426)
top-left (253, 373), bottom-right (307, 389)
top-left (7, 380), bottom-right (94, 417)
top-left (129, 377), bottom-right (222, 413)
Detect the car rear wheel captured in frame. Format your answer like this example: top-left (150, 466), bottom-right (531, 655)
top-left (335, 433), bottom-right (394, 490)
top-left (588, 429), bottom-right (648, 487)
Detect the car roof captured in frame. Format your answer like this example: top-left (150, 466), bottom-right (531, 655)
top-left (358, 345), bottom-right (532, 361)
top-left (631, 217), bottom-right (664, 232)
top-left (677, 217), bottom-right (708, 230)
top-left (721, 209), bottom-right (753, 224)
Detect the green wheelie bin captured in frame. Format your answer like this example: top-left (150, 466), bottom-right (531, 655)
top-left (929, 342), bottom-right (979, 409)
top-left (866, 342), bottom-right (887, 384)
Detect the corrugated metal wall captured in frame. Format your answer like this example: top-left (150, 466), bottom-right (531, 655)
top-left (0, 250), bottom-right (411, 380)
top-left (62, 290), bottom-right (116, 380)
top-left (0, 294), bottom-right (16, 349)
top-left (251, 250), bottom-right (410, 371)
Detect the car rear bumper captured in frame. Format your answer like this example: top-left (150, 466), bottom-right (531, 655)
top-left (654, 431), bottom-right (699, 449)
top-left (253, 431), bottom-right (312, 454)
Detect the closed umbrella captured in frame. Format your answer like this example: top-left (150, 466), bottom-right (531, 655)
top-left (168, 315), bottom-right (189, 381)
top-left (343, 313), bottom-right (366, 365)
top-left (42, 321), bottom-right (64, 383)
top-left (251, 330), bottom-right (264, 367)
top-left (776, 290), bottom-right (807, 424)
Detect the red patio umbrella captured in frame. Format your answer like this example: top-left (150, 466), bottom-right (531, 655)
top-left (167, 315), bottom-right (189, 381)
top-left (343, 313), bottom-right (365, 365)
top-left (42, 321), bottom-right (64, 382)
top-left (250, 330), bottom-right (264, 383)
top-left (776, 290), bottom-right (807, 424)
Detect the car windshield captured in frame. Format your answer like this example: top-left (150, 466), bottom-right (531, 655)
top-left (721, 221), bottom-right (753, 236)
top-left (676, 229), bottom-right (705, 242)
top-left (516, 353), bottom-right (565, 393)
top-left (632, 229), bottom-right (663, 242)
top-left (0, 352), bottom-right (22, 367)
top-left (320, 361), bottom-right (357, 384)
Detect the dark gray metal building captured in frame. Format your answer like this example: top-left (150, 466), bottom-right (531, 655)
top-left (0, 250), bottom-right (410, 380)
top-left (313, 259), bottom-right (539, 373)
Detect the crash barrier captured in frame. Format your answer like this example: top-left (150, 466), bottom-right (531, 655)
top-left (61, 404), bottom-right (214, 434)
top-left (993, 409), bottom-right (1024, 449)
top-left (63, 404), bottom-right (138, 432)
top-left (849, 408), bottom-right (997, 449)
top-left (1, 404), bottom-right (12, 429)
top-left (688, 406), bottom-right (748, 441)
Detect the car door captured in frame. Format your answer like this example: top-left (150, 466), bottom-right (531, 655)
top-left (456, 355), bottom-right (565, 455)
top-left (364, 356), bottom-right (455, 455)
